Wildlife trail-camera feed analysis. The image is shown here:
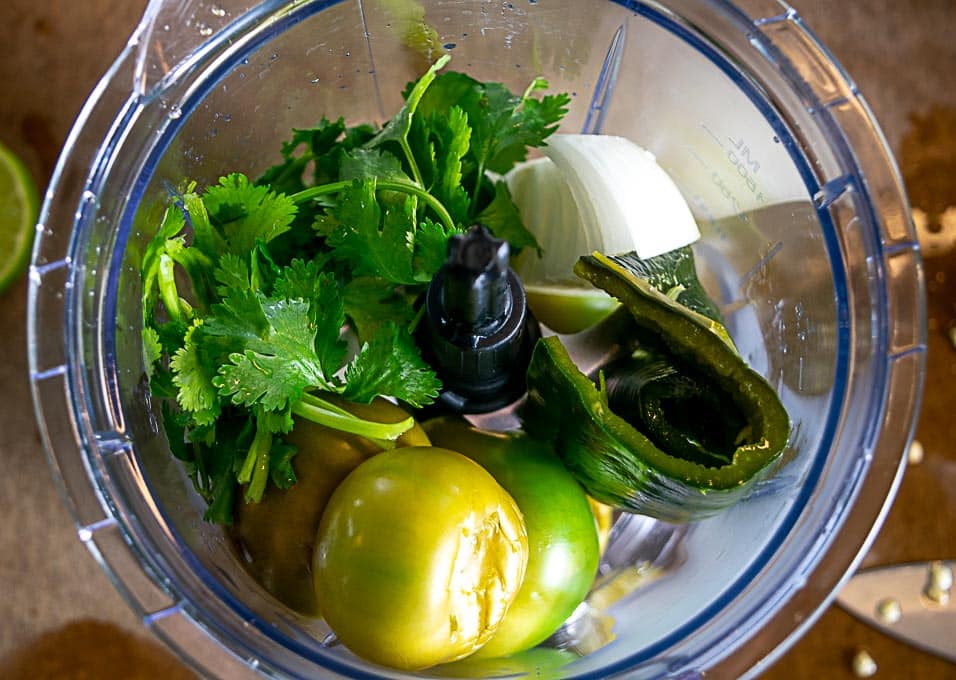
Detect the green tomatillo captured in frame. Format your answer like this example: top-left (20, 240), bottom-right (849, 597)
top-left (231, 397), bottom-right (429, 616)
top-left (312, 446), bottom-right (529, 671)
top-left (425, 417), bottom-right (600, 659)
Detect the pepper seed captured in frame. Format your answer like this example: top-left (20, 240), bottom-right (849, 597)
top-left (924, 561), bottom-right (953, 605)
top-left (852, 649), bottom-right (877, 678)
top-left (875, 597), bottom-right (901, 624)
top-left (907, 440), bottom-right (924, 465)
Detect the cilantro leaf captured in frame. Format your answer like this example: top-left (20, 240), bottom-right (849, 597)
top-left (414, 217), bottom-right (464, 281)
top-left (203, 173), bottom-right (297, 254)
top-left (203, 286), bottom-right (270, 356)
top-left (273, 260), bottom-right (348, 371)
top-left (142, 326), bottom-right (163, 377)
top-left (212, 298), bottom-right (334, 411)
top-left (170, 320), bottom-right (222, 427)
top-left (154, 319), bottom-right (189, 358)
top-left (315, 178), bottom-right (419, 285)
top-left (342, 321), bottom-right (441, 408)
top-left (343, 276), bottom-right (417, 343)
top-left (366, 54), bottom-right (451, 185)
top-left (485, 77), bottom-right (570, 174)
top-left (416, 71), bottom-right (569, 207)
top-left (214, 253), bottom-right (252, 296)
top-left (422, 106), bottom-right (472, 226)
top-left (476, 180), bottom-right (541, 255)
top-left (340, 148), bottom-right (409, 182)
top-left (257, 117), bottom-right (377, 194)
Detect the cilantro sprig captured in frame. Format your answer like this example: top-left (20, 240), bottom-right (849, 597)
top-left (141, 56), bottom-right (569, 523)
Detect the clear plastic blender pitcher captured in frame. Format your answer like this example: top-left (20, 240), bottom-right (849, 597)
top-left (28, 0), bottom-right (925, 678)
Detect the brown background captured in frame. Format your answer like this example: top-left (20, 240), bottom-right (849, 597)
top-left (0, 1), bottom-right (953, 678)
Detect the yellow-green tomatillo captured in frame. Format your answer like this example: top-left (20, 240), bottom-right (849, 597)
top-left (313, 446), bottom-right (528, 671)
top-left (232, 397), bottom-right (429, 616)
top-left (425, 417), bottom-right (600, 659)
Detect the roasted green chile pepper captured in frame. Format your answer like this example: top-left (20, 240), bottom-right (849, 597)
top-left (523, 251), bottom-right (790, 522)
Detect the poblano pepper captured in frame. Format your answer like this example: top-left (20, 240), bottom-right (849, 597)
top-left (522, 250), bottom-right (790, 522)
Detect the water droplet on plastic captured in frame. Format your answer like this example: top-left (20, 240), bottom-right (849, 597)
top-left (82, 190), bottom-right (97, 204)
top-left (210, 4), bottom-right (226, 17)
top-left (168, 105), bottom-right (183, 120)
top-left (198, 23), bottom-right (213, 37)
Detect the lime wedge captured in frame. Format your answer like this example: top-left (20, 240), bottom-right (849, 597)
top-left (0, 141), bottom-right (38, 293)
top-left (524, 283), bottom-right (618, 335)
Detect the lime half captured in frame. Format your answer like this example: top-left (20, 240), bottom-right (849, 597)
top-left (524, 283), bottom-right (618, 335)
top-left (0, 140), bottom-right (39, 293)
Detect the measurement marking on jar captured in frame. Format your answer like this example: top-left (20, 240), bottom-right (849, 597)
top-left (726, 137), bottom-right (767, 205)
top-left (698, 127), bottom-right (769, 210)
top-left (700, 122), bottom-right (722, 147)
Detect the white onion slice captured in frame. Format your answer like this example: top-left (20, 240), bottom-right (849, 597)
top-left (506, 134), bottom-right (700, 284)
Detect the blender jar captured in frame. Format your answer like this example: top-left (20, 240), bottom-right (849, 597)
top-left (28, 0), bottom-right (925, 678)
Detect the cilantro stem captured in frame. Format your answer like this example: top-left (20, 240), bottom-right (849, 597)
top-left (238, 426), bottom-right (272, 487)
top-left (290, 179), bottom-right (457, 233)
top-left (246, 430), bottom-right (273, 503)
top-left (158, 253), bottom-right (184, 322)
top-left (292, 392), bottom-right (413, 443)
top-left (470, 162), bottom-right (486, 215)
top-left (204, 471), bottom-right (237, 525)
top-left (407, 300), bottom-right (426, 335)
top-left (399, 138), bottom-right (425, 187)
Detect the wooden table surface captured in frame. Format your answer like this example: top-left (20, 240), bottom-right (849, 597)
top-left (0, 1), bottom-right (953, 678)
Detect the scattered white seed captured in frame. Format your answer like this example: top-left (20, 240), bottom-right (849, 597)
top-left (852, 649), bottom-right (878, 677)
top-left (907, 440), bottom-right (924, 465)
top-left (875, 597), bottom-right (901, 624)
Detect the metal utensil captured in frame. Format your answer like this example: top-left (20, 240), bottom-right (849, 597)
top-left (836, 560), bottom-right (956, 663)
